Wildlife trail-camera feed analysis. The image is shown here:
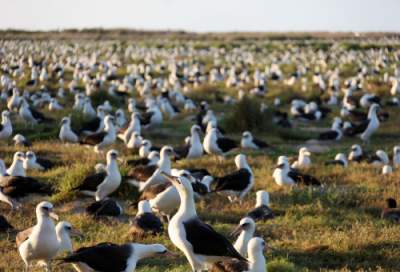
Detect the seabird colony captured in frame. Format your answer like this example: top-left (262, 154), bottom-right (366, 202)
top-left (0, 36), bottom-right (399, 271)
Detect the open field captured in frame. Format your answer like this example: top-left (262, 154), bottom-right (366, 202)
top-left (0, 33), bottom-right (400, 271)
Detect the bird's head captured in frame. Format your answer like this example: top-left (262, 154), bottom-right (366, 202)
top-left (230, 217), bottom-right (256, 237)
top-left (106, 149), bottom-right (118, 162)
top-left (36, 201), bottom-right (58, 220)
top-left (14, 151), bottom-right (25, 162)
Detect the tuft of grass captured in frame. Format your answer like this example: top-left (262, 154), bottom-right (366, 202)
top-left (222, 96), bottom-right (274, 132)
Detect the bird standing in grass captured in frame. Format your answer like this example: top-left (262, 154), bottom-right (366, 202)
top-left (163, 172), bottom-right (247, 272)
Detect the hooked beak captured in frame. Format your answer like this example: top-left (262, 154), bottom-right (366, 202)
top-left (230, 224), bottom-right (244, 237)
top-left (304, 151), bottom-right (311, 156)
top-left (49, 211), bottom-right (59, 221)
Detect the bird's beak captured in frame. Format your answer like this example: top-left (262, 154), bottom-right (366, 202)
top-left (160, 172), bottom-right (180, 185)
top-left (70, 228), bottom-right (83, 238)
top-left (49, 211), bottom-right (59, 221)
top-left (230, 224), bottom-right (244, 237)
top-left (304, 151), bottom-right (311, 156)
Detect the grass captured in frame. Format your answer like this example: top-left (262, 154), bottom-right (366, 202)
top-left (0, 37), bottom-right (400, 272)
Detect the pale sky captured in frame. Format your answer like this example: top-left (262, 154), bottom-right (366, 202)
top-left (1, 0), bottom-right (399, 32)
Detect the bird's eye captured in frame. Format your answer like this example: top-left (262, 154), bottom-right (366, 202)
top-left (160, 250), bottom-right (167, 254)
top-left (66, 226), bottom-right (72, 230)
top-left (43, 207), bottom-right (49, 211)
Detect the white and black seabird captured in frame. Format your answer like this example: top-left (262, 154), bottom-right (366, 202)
top-left (13, 134), bottom-right (31, 147)
top-left (0, 110), bottom-right (12, 140)
top-left (246, 190), bottom-right (275, 222)
top-left (7, 151), bottom-right (26, 177)
top-left (59, 116), bottom-right (79, 143)
top-left (126, 146), bottom-right (174, 192)
top-left (291, 147), bottom-right (312, 169)
top-left (175, 125), bottom-right (204, 159)
top-left (127, 151), bottom-right (159, 167)
top-left (241, 131), bottom-right (269, 150)
top-left (129, 200), bottom-right (164, 237)
top-left (78, 106), bottom-right (106, 135)
top-left (348, 144), bottom-right (365, 162)
top-left (204, 128), bottom-right (238, 157)
top-left (163, 172), bottom-right (247, 271)
top-left (79, 115), bottom-right (117, 153)
top-left (59, 242), bottom-right (174, 272)
top-left (23, 151), bottom-right (54, 171)
top-left (17, 202), bottom-right (60, 272)
top-left (231, 217), bottom-right (256, 257)
top-left (72, 149), bottom-right (121, 201)
top-left (85, 198), bottom-right (123, 217)
top-left (367, 150), bottom-right (390, 166)
top-left (211, 154), bottom-right (254, 202)
top-left (325, 153), bottom-right (348, 167)
top-left (273, 157), bottom-right (321, 186)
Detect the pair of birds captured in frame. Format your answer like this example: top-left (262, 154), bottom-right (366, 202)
top-left (16, 201), bottom-right (173, 272)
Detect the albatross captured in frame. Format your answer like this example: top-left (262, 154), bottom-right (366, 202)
top-left (72, 149), bottom-right (121, 201)
top-left (211, 154), bottom-right (254, 202)
top-left (17, 201), bottom-right (60, 272)
top-left (240, 131), bottom-right (269, 150)
top-left (203, 128), bottom-right (238, 158)
top-left (273, 157), bottom-right (321, 187)
top-left (59, 242), bottom-right (174, 272)
top-left (79, 115), bottom-right (116, 153)
top-left (162, 172), bottom-right (247, 271)
top-left (246, 190), bottom-right (275, 222)
top-left (126, 146), bottom-right (174, 192)
top-left (129, 200), bottom-right (163, 237)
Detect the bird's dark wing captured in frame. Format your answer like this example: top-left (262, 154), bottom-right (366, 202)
top-left (79, 117), bottom-right (100, 134)
top-left (213, 169), bottom-right (251, 192)
top-left (183, 217), bottom-right (247, 261)
top-left (80, 132), bottom-right (107, 145)
top-left (318, 130), bottom-right (339, 140)
top-left (60, 243), bottom-right (132, 272)
top-left (324, 160), bottom-right (345, 167)
top-left (36, 157), bottom-right (54, 170)
top-left (139, 111), bottom-right (154, 125)
top-left (174, 144), bottom-right (190, 159)
top-left (126, 165), bottom-right (157, 181)
top-left (131, 213), bottom-right (163, 234)
top-left (191, 181), bottom-right (209, 196)
top-left (139, 183), bottom-right (170, 201)
top-left (0, 124), bottom-right (3, 131)
top-left (86, 199), bottom-right (122, 217)
top-left (288, 171), bottom-right (321, 186)
top-left (0, 176), bottom-right (53, 198)
top-left (246, 205), bottom-right (275, 221)
top-left (253, 137), bottom-right (269, 148)
top-left (126, 158), bottom-right (150, 167)
top-left (73, 172), bottom-right (106, 191)
top-left (216, 137), bottom-right (238, 153)
top-left (187, 168), bottom-right (211, 180)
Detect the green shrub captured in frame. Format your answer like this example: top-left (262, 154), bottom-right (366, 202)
top-left (222, 96), bottom-right (274, 132)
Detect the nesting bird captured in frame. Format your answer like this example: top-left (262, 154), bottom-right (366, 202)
top-left (72, 149), bottom-right (121, 201)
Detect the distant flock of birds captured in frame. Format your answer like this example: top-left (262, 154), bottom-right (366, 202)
top-left (0, 39), bottom-right (400, 272)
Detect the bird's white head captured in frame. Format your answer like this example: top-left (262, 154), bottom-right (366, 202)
top-left (61, 116), bottom-right (71, 125)
top-left (137, 200), bottom-right (152, 215)
top-left (235, 154), bottom-right (249, 169)
top-left (299, 147), bottom-right (311, 156)
top-left (256, 190), bottom-right (270, 206)
top-left (13, 151), bottom-right (25, 162)
top-left (106, 149), bottom-right (118, 163)
top-left (248, 237), bottom-right (266, 256)
top-left (231, 217), bottom-right (256, 237)
top-left (36, 201), bottom-right (58, 221)
top-left (242, 131), bottom-right (252, 139)
top-left (191, 124), bottom-right (201, 135)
